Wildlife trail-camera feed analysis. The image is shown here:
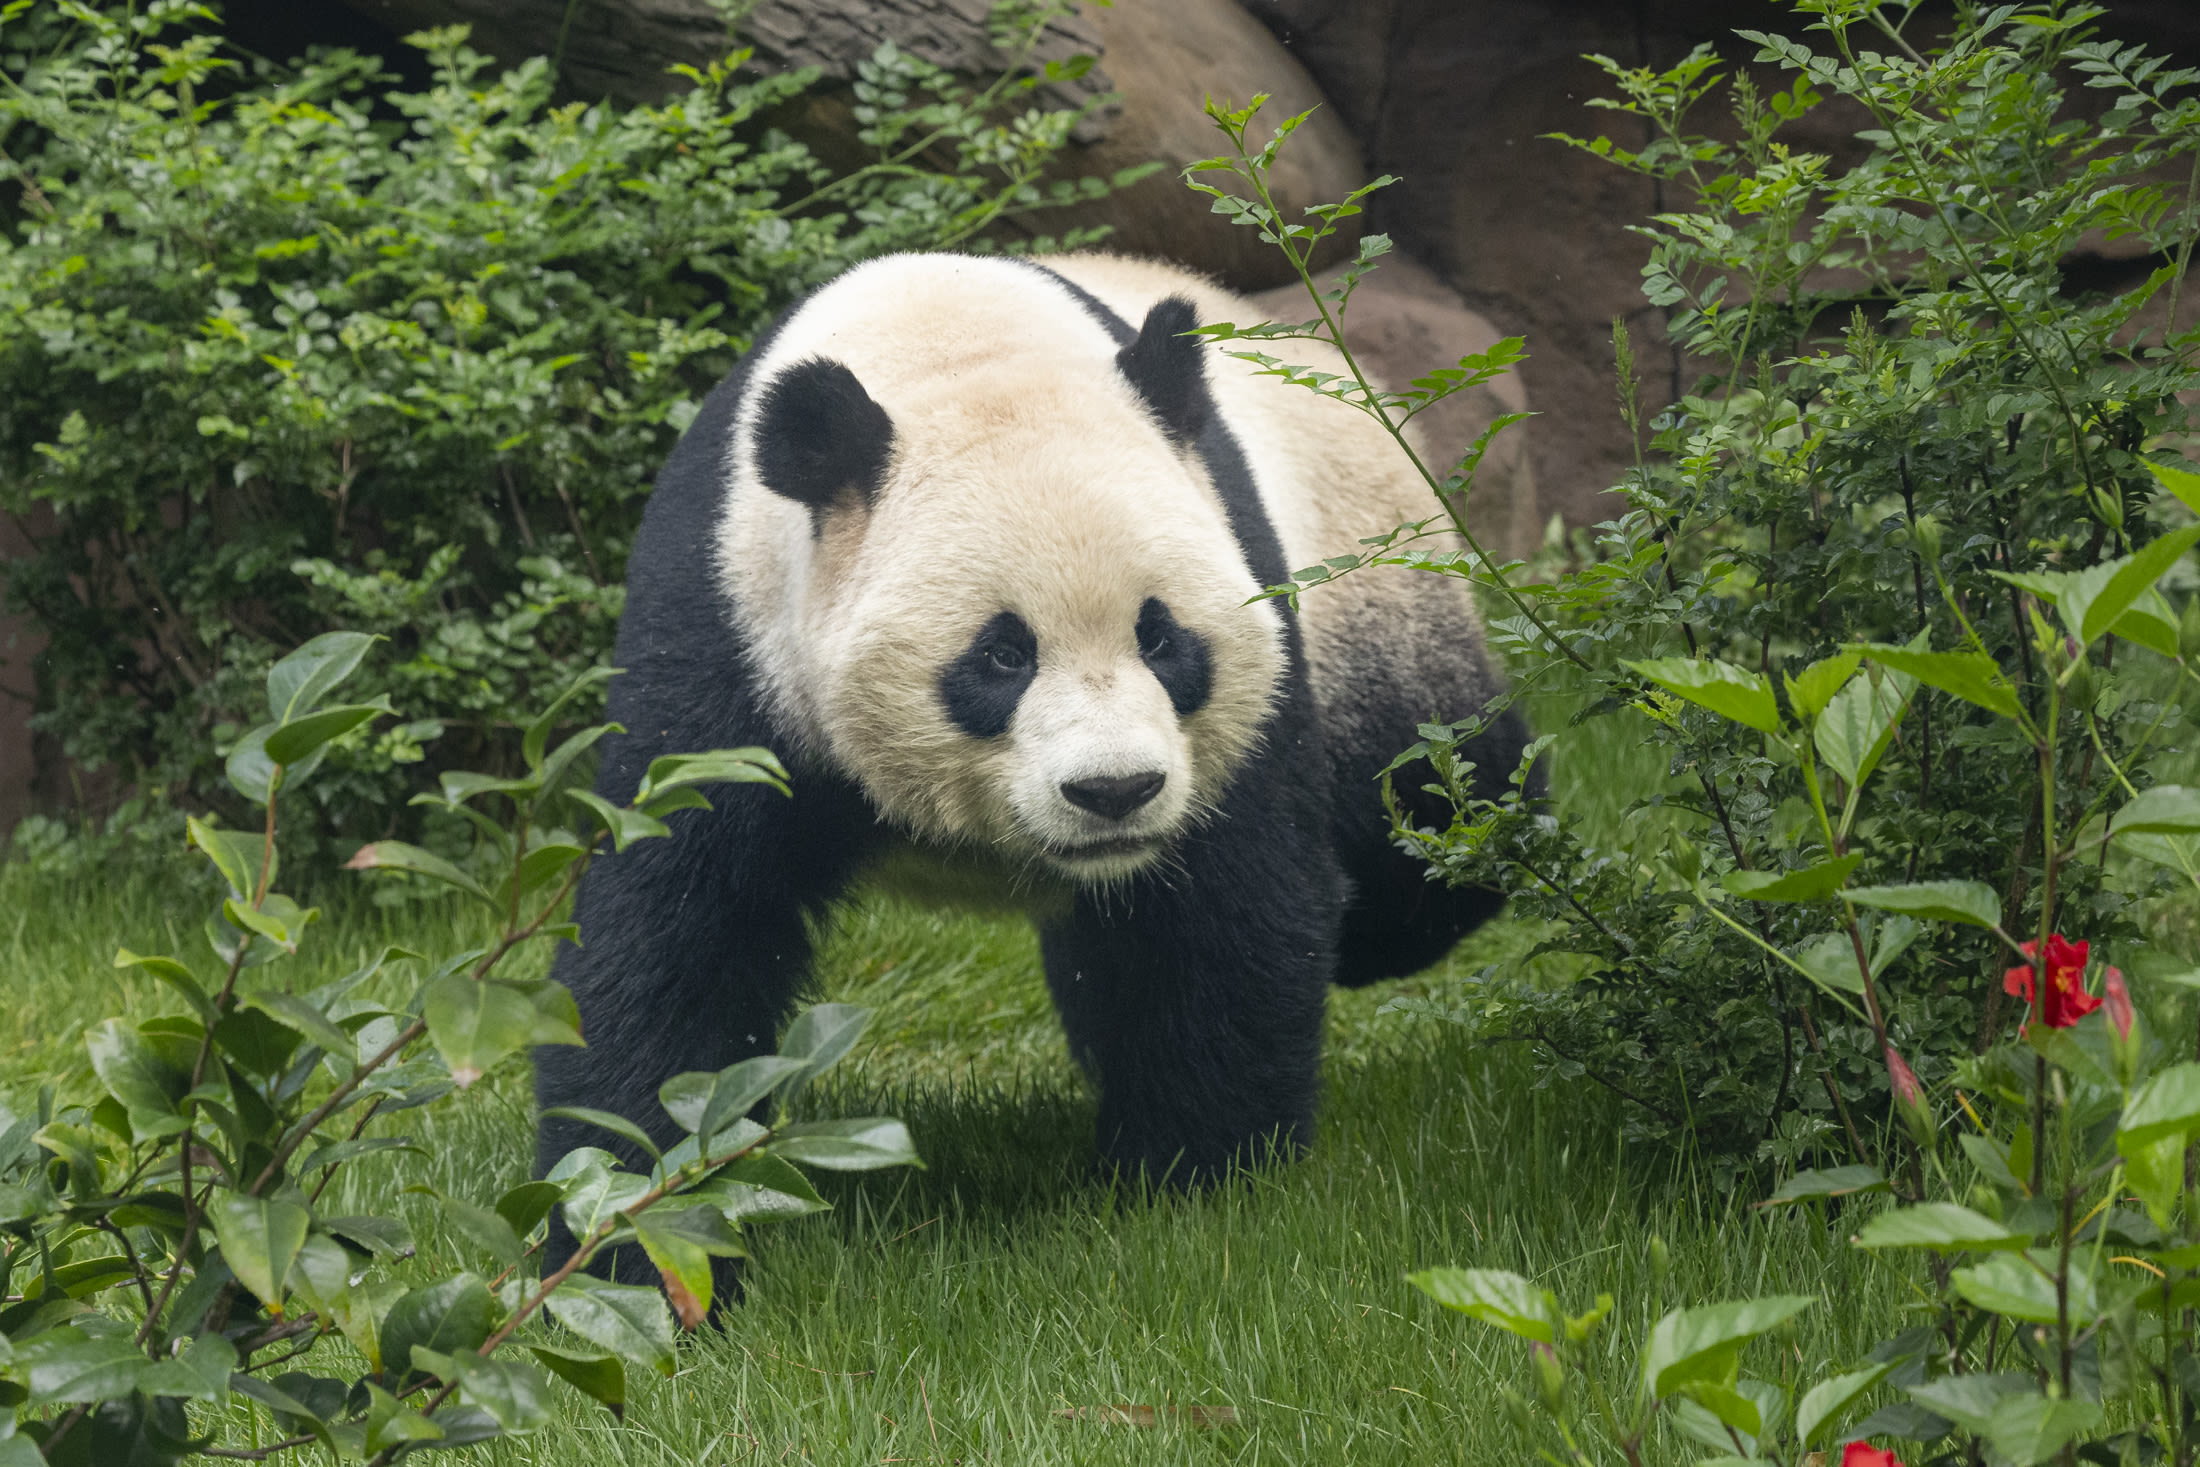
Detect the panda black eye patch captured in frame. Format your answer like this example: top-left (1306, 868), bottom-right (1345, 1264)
top-left (940, 611), bottom-right (1039, 739)
top-left (1137, 598), bottom-right (1211, 717)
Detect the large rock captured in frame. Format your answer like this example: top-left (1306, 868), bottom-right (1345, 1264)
top-left (999, 0), bottom-right (1366, 288)
top-left (1246, 253), bottom-right (1538, 561)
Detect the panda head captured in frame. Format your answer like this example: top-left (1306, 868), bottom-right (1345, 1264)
top-left (732, 285), bottom-right (1286, 886)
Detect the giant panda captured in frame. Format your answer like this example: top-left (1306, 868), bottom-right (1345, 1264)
top-left (533, 251), bottom-right (1527, 1204)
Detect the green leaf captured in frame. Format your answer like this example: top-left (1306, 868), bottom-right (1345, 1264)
top-left (267, 631), bottom-right (377, 723)
top-left (221, 894), bottom-right (317, 955)
top-left (566, 789), bottom-right (671, 852)
top-left (188, 816), bottom-right (268, 900)
top-left (771, 1117), bottom-right (920, 1171)
top-left (636, 1205), bottom-right (741, 1326)
top-left (138, 1331), bottom-right (237, 1403)
top-left (1951, 1253), bottom-right (2087, 1325)
top-left (1814, 669), bottom-right (1910, 789)
top-left (658, 1055), bottom-right (807, 1142)
top-left (1405, 1267), bottom-right (1555, 1343)
top-left (2120, 1062), bottom-right (2200, 1151)
top-left (285, 1233), bottom-right (354, 1315)
top-left (543, 1274), bottom-right (676, 1377)
top-left (495, 1181), bottom-right (563, 1239)
top-left (1785, 651), bottom-right (1861, 722)
top-left (779, 1003), bottom-right (873, 1097)
top-left (1796, 1362), bottom-right (1894, 1449)
top-left (264, 698), bottom-right (393, 765)
top-left (322, 1212), bottom-right (416, 1258)
top-left (240, 990), bottom-right (357, 1065)
top-left (1722, 854), bottom-right (1862, 903)
top-left (425, 974), bottom-right (544, 1088)
top-left (85, 1018), bottom-right (184, 1120)
top-left (12, 1331), bottom-right (150, 1405)
top-left (114, 949), bottom-right (217, 1025)
top-left (362, 1381), bottom-right (444, 1453)
top-left (540, 1106), bottom-right (662, 1164)
top-left (1853, 1202), bottom-right (2028, 1252)
top-left (2149, 459), bottom-right (2200, 514)
top-left (1624, 657), bottom-right (1781, 734)
top-left (2114, 785), bottom-right (2200, 836)
top-left (635, 747), bottom-right (792, 801)
top-left (2111, 588), bottom-right (2181, 658)
top-left (442, 1195), bottom-right (524, 1266)
top-left (1789, 933), bottom-right (1866, 996)
top-left (1983, 1393), bottom-right (2105, 1466)
top-left (1844, 880), bottom-right (2002, 929)
top-left (2062, 526), bottom-right (2200, 647)
top-left (411, 1348), bottom-right (553, 1432)
top-left (1860, 644), bottom-right (2024, 721)
top-left (379, 1274), bottom-right (493, 1381)
top-left (696, 1152), bottom-right (830, 1222)
top-left (1759, 1165), bottom-right (1889, 1206)
top-left (208, 1195), bottom-right (310, 1311)
top-left (502, 843), bottom-right (588, 904)
top-left (1906, 1373), bottom-right (2035, 1434)
top-left (344, 841), bottom-right (494, 905)
top-left (527, 1344), bottom-right (625, 1419)
top-left (225, 723), bottom-right (282, 806)
top-left (1641, 1296), bottom-right (1814, 1398)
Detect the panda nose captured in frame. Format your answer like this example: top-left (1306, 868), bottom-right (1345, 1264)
top-left (1060, 772), bottom-right (1165, 820)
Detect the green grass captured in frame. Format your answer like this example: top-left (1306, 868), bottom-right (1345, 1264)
top-left (0, 859), bottom-right (1912, 1465)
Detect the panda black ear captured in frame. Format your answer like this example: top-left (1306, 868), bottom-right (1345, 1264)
top-left (1115, 296), bottom-right (1211, 446)
top-left (752, 357), bottom-right (896, 515)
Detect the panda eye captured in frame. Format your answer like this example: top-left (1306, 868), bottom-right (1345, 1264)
top-left (1138, 627), bottom-right (1170, 659)
top-left (984, 642), bottom-right (1029, 675)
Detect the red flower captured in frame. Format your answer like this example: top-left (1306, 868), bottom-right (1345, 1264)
top-left (1842, 1443), bottom-right (1903, 1467)
top-left (2002, 934), bottom-right (2101, 1029)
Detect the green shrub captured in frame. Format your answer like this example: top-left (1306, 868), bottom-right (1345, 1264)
top-left (0, 0), bottom-right (1124, 856)
top-left (1199, 0), bottom-right (2200, 1175)
top-left (0, 631), bottom-right (917, 1462)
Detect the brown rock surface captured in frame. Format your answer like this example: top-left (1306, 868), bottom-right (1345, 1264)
top-left (1003, 0), bottom-right (1366, 288)
top-left (1245, 253), bottom-right (1538, 560)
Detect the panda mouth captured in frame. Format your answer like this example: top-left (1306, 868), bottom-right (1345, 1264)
top-left (1045, 834), bottom-right (1160, 865)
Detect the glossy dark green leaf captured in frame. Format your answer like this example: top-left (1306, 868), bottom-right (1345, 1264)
top-left (14, 1331), bottom-right (150, 1405)
top-left (112, 949), bottom-right (217, 1025)
top-left (411, 1347), bottom-right (553, 1432)
top-left (565, 789), bottom-right (671, 852)
top-left (1853, 1202), bottom-right (2027, 1252)
top-left (188, 816), bottom-right (267, 901)
top-left (208, 1195), bottom-right (310, 1311)
top-left (544, 1275), bottom-right (676, 1377)
top-left (264, 698), bottom-right (393, 765)
top-left (495, 1180), bottom-right (564, 1239)
top-left (267, 630), bottom-right (377, 723)
top-left (379, 1274), bottom-right (494, 1381)
top-left (636, 746), bottom-right (791, 801)
top-left (527, 1344), bottom-right (625, 1418)
top-left (1758, 1165), bottom-right (1889, 1206)
top-left (771, 1116), bottom-right (919, 1171)
top-left (779, 1003), bottom-right (873, 1097)
top-left (426, 974), bottom-right (545, 1088)
top-left (524, 666), bottom-right (621, 772)
top-left (240, 990), bottom-right (357, 1064)
top-left (344, 840), bottom-right (494, 905)
top-left (658, 1055), bottom-right (807, 1141)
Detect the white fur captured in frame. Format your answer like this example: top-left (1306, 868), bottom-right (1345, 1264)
top-left (716, 254), bottom-right (1286, 886)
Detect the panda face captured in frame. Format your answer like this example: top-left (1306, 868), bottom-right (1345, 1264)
top-left (817, 422), bottom-right (1278, 885)
top-left (718, 255), bottom-right (1286, 885)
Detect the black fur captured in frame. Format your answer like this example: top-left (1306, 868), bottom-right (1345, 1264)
top-left (1136, 598), bottom-right (1210, 717)
top-left (752, 357), bottom-right (895, 518)
top-left (1114, 296), bottom-right (1210, 445)
top-left (534, 264), bottom-right (1523, 1297)
top-left (939, 611), bottom-right (1038, 738)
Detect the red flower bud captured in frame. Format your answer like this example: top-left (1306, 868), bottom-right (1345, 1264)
top-left (2105, 966), bottom-right (2133, 1042)
top-left (1842, 1442), bottom-right (1903, 1467)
